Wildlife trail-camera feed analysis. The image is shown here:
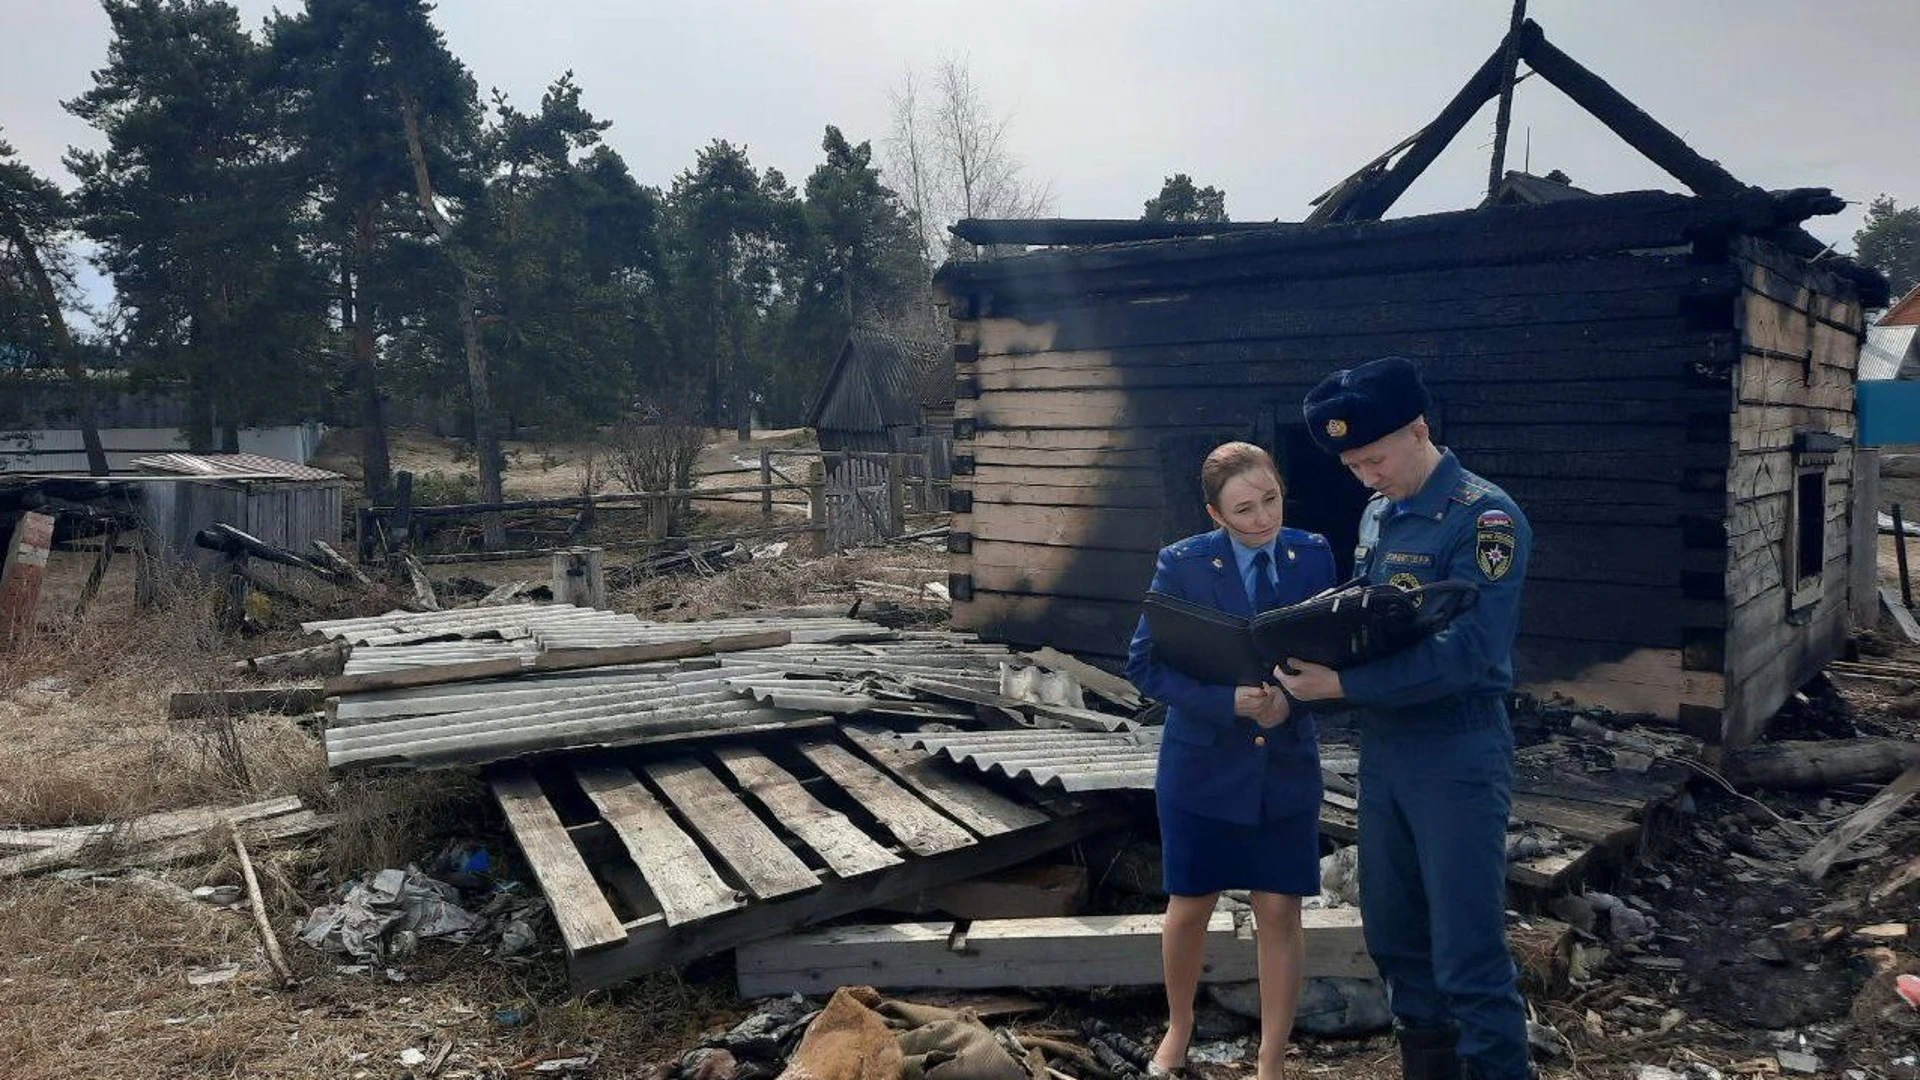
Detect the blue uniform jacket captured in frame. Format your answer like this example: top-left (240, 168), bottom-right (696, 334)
top-left (1126, 526), bottom-right (1337, 825)
top-left (1342, 449), bottom-right (1532, 719)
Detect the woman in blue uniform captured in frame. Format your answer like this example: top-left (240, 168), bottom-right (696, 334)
top-left (1126, 441), bottom-right (1336, 1080)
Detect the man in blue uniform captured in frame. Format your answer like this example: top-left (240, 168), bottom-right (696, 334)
top-left (1275, 356), bottom-right (1534, 1080)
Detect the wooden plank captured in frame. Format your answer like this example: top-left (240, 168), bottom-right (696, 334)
top-left (490, 768), bottom-right (626, 954)
top-left (1883, 587), bottom-right (1920, 645)
top-left (971, 340), bottom-right (1721, 393)
top-left (0, 795), bottom-right (310, 878)
top-left (533, 630), bottom-right (792, 672)
top-left (167, 686), bottom-right (327, 719)
top-left (842, 726), bottom-right (1050, 837)
top-left (711, 746), bottom-right (902, 880)
top-left (734, 909), bottom-right (1374, 996)
top-left (0, 511), bottom-right (54, 647)
top-left (797, 738), bottom-right (977, 857)
top-left (1796, 766), bottom-right (1920, 882)
top-left (572, 803), bottom-right (1123, 992)
top-left (323, 657), bottom-right (525, 696)
top-left (574, 764), bottom-right (743, 927)
top-left (641, 757), bottom-right (818, 900)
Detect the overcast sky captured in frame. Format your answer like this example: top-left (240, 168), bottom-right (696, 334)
top-left (4, 0), bottom-right (1916, 269)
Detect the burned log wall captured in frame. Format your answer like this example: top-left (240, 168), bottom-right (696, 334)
top-left (1716, 236), bottom-right (1869, 747)
top-left (937, 194), bottom-right (1868, 744)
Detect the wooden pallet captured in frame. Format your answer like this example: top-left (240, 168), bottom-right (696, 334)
top-left (490, 725), bottom-right (1126, 991)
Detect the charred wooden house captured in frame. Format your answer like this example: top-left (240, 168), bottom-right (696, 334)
top-left (933, 20), bottom-right (1889, 749)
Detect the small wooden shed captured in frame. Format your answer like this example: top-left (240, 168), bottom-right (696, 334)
top-left (932, 21), bottom-right (1889, 749)
top-left (133, 453), bottom-right (345, 595)
top-left (809, 330), bottom-right (953, 474)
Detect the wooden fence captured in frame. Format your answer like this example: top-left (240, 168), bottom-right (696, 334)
top-left (356, 449), bottom-right (944, 567)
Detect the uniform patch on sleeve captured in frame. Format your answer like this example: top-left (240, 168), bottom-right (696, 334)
top-left (1475, 514), bottom-right (1517, 581)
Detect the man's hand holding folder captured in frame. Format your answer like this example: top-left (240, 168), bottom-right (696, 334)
top-left (1140, 577), bottom-right (1479, 689)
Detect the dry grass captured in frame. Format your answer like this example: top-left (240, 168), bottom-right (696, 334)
top-left (0, 875), bottom-right (737, 1080)
top-left (1, 562), bottom-right (329, 831)
top-left (613, 542), bottom-right (950, 622)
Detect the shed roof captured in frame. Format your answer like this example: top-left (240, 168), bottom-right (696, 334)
top-left (806, 331), bottom-right (948, 433)
top-left (1861, 325), bottom-right (1920, 381)
top-left (129, 452), bottom-right (343, 483)
top-left (1880, 284), bottom-right (1920, 327)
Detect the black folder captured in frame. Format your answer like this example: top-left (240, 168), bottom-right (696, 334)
top-left (1141, 578), bottom-right (1479, 686)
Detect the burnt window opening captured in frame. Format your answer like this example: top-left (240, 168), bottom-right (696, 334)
top-left (1786, 431), bottom-right (1841, 615)
top-left (1794, 470), bottom-right (1824, 584)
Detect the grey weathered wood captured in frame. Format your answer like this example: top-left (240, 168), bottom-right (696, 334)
top-left (712, 746), bottom-right (902, 879)
top-left (797, 738), bottom-right (977, 856)
top-left (552, 546), bottom-right (608, 609)
top-left (235, 640), bottom-right (350, 679)
top-left (734, 908), bottom-right (1374, 995)
top-left (401, 553), bottom-right (439, 611)
top-left (491, 768), bottom-right (626, 953)
top-left (574, 764), bottom-right (742, 926)
top-left (1723, 737), bottom-right (1920, 791)
top-left (571, 802), bottom-right (1121, 992)
top-left (1882, 586), bottom-right (1920, 644)
top-left (1797, 765), bottom-right (1920, 882)
top-left (642, 757), bottom-right (818, 900)
top-left (0, 795), bottom-right (309, 878)
top-left (842, 726), bottom-right (1048, 837)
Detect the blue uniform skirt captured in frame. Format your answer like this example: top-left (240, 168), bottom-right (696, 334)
top-left (1158, 801), bottom-right (1322, 898)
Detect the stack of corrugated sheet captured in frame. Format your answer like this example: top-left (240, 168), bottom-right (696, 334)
top-left (307, 604), bottom-right (1142, 773)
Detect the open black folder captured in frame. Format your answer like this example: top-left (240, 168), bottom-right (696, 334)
top-left (1140, 578), bottom-right (1479, 687)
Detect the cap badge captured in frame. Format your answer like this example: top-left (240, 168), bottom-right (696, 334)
top-left (1325, 418), bottom-right (1348, 438)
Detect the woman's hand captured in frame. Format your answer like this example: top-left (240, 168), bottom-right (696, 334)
top-left (1234, 685), bottom-right (1292, 728)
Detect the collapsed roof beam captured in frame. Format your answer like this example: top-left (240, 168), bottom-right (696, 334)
top-left (1332, 39), bottom-right (1510, 222)
top-left (1336, 18), bottom-right (1752, 222)
top-left (1514, 21), bottom-right (1746, 199)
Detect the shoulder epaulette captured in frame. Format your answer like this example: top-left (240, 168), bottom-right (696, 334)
top-left (1449, 480), bottom-right (1490, 506)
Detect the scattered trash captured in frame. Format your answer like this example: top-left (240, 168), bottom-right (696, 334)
top-left (534, 1050), bottom-right (599, 1072)
top-left (1185, 1038), bottom-right (1250, 1066)
top-left (495, 1007), bottom-right (534, 1028)
top-left (399, 1047), bottom-right (428, 1067)
top-left (751, 541), bottom-right (789, 560)
top-left (296, 867), bottom-right (485, 961)
top-left (1776, 1048), bottom-right (1821, 1074)
top-left (1897, 973), bottom-right (1920, 1009)
top-left (192, 884), bottom-right (242, 906)
top-left (185, 963), bottom-right (240, 987)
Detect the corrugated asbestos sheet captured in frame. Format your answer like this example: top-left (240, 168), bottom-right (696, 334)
top-left (899, 728), bottom-right (1162, 791)
top-left (318, 604), bottom-right (1139, 772)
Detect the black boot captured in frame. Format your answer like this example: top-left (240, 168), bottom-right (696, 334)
top-left (1397, 1025), bottom-right (1461, 1080)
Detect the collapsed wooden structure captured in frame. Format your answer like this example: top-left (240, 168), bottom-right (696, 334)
top-left (292, 601), bottom-right (1693, 991)
top-left (935, 19), bottom-right (1891, 749)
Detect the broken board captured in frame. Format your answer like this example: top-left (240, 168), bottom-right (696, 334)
top-left (490, 726), bottom-right (1126, 991)
top-left (734, 908), bottom-right (1373, 996)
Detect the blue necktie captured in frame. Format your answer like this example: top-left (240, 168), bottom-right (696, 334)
top-left (1251, 549), bottom-right (1282, 613)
